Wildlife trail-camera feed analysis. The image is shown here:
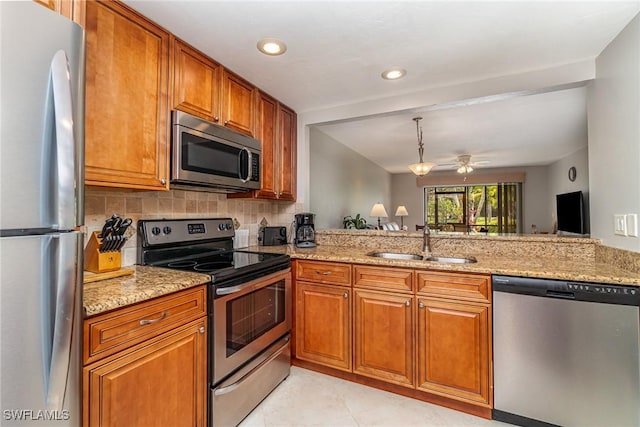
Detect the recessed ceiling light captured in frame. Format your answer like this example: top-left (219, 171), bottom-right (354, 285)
top-left (381, 68), bottom-right (406, 80)
top-left (257, 38), bottom-right (287, 56)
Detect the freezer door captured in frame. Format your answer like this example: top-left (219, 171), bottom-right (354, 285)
top-left (0, 2), bottom-right (85, 232)
top-left (0, 232), bottom-right (83, 426)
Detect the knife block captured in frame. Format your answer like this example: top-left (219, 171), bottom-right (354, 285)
top-left (84, 231), bottom-right (122, 273)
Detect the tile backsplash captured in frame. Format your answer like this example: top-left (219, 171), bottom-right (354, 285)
top-left (83, 186), bottom-right (303, 266)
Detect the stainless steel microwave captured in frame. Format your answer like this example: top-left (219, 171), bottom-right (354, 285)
top-left (171, 111), bottom-right (261, 192)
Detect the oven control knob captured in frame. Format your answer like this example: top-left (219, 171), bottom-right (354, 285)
top-left (225, 224), bottom-right (233, 231)
top-left (151, 226), bottom-right (161, 236)
top-left (218, 224), bottom-right (225, 231)
top-left (163, 226), bottom-right (172, 235)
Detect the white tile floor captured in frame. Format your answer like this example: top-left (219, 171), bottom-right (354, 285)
top-left (239, 367), bottom-right (510, 427)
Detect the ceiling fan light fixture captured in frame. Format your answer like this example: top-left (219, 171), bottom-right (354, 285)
top-left (381, 68), bottom-right (406, 80)
top-left (408, 117), bottom-right (434, 176)
top-left (257, 38), bottom-right (287, 56)
top-left (457, 165), bottom-right (474, 174)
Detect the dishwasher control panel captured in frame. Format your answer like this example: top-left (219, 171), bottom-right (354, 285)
top-left (493, 275), bottom-right (640, 306)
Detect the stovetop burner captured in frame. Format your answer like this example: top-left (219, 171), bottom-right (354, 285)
top-left (137, 218), bottom-right (291, 286)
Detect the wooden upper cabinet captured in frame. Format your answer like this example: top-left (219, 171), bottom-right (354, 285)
top-left (229, 92), bottom-right (297, 201)
top-left (33, 0), bottom-right (73, 19)
top-left (82, 0), bottom-right (170, 190)
top-left (277, 103), bottom-right (297, 201)
top-left (172, 38), bottom-right (222, 123)
top-left (221, 69), bottom-right (256, 137)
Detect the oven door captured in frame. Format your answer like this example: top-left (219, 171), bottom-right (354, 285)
top-left (212, 268), bottom-right (291, 384)
top-left (172, 123), bottom-right (260, 191)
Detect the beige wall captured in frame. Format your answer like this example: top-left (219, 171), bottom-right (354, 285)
top-left (84, 187), bottom-right (302, 266)
top-left (391, 165), bottom-right (552, 233)
top-left (588, 13), bottom-right (640, 250)
top-left (309, 127), bottom-right (391, 229)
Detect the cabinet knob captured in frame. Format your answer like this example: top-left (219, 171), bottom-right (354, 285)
top-left (343, 292), bottom-right (348, 299)
top-left (224, 120), bottom-right (229, 125)
top-left (160, 178), bottom-right (166, 185)
top-left (214, 116), bottom-right (219, 122)
top-left (199, 326), bottom-right (205, 334)
top-left (419, 302), bottom-right (425, 309)
top-left (405, 300), bottom-right (411, 307)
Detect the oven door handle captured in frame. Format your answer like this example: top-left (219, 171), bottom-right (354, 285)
top-left (213, 337), bottom-right (290, 397)
top-left (216, 280), bottom-right (255, 296)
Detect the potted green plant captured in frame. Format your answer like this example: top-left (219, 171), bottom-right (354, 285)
top-left (343, 214), bottom-right (367, 229)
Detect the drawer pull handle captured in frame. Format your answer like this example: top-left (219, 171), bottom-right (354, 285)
top-left (139, 311), bottom-right (168, 326)
top-left (316, 270), bottom-right (331, 276)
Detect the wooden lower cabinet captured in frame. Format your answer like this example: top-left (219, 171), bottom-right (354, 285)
top-left (417, 298), bottom-right (491, 405)
top-left (292, 260), bottom-right (493, 417)
top-left (84, 319), bottom-right (206, 427)
top-left (295, 282), bottom-right (351, 371)
top-left (353, 290), bottom-right (414, 387)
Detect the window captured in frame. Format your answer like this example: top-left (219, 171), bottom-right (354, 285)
top-left (424, 183), bottom-right (521, 233)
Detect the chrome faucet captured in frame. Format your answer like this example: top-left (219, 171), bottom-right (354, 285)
top-left (422, 224), bottom-right (431, 254)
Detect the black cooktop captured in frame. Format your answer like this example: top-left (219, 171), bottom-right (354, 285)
top-left (137, 218), bottom-right (290, 286)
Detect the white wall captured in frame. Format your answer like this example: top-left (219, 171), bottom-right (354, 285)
top-left (309, 127), bottom-right (392, 229)
top-left (588, 14), bottom-right (640, 250)
top-left (548, 147), bottom-right (590, 232)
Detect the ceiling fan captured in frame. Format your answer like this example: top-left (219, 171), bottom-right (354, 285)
top-left (439, 154), bottom-right (489, 174)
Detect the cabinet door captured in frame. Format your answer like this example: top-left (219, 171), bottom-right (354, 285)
top-left (172, 39), bottom-right (222, 123)
top-left (276, 103), bottom-right (297, 201)
top-left (417, 298), bottom-right (491, 405)
top-left (84, 319), bottom-right (207, 427)
top-left (295, 282), bottom-right (351, 371)
top-left (33, 0), bottom-right (72, 18)
top-left (84, 0), bottom-right (170, 190)
top-left (254, 91), bottom-right (279, 199)
top-left (353, 290), bottom-right (414, 387)
top-left (221, 69), bottom-right (256, 137)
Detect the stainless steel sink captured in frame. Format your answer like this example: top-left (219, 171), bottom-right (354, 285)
top-left (367, 252), bottom-right (424, 260)
top-left (424, 256), bottom-right (477, 264)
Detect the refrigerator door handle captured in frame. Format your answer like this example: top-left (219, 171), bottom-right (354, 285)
top-left (50, 50), bottom-right (76, 230)
top-left (46, 233), bottom-right (80, 411)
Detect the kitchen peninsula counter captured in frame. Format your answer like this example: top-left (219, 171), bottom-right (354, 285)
top-left (83, 265), bottom-right (210, 317)
top-left (250, 243), bottom-right (640, 287)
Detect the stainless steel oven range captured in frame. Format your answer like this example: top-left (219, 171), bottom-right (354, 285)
top-left (137, 218), bottom-right (291, 427)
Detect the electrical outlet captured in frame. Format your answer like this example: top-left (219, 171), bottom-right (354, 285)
top-left (614, 214), bottom-right (627, 236)
top-left (627, 214), bottom-right (638, 237)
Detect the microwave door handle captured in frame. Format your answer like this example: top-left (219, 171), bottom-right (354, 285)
top-left (238, 148), bottom-right (251, 182)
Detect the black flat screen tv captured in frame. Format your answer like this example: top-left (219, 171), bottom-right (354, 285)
top-left (556, 191), bottom-right (585, 235)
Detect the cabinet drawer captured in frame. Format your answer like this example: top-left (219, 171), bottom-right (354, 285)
top-left (354, 265), bottom-right (413, 292)
top-left (295, 260), bottom-right (352, 286)
top-left (84, 286), bottom-right (206, 364)
top-left (416, 271), bottom-right (490, 303)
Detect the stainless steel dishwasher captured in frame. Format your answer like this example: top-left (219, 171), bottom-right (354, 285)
top-left (492, 275), bottom-right (640, 427)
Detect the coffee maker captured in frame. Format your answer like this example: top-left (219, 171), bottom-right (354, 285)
top-left (294, 213), bottom-right (316, 248)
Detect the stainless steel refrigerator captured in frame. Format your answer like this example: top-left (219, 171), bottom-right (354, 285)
top-left (0, 2), bottom-right (85, 426)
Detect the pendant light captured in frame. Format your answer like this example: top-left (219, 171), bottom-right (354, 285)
top-left (408, 117), bottom-right (435, 176)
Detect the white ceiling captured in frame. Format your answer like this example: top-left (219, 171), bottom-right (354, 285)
top-left (125, 0), bottom-right (640, 173)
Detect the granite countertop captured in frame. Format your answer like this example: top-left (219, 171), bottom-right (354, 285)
top-left (83, 265), bottom-right (210, 317)
top-left (249, 244), bottom-right (640, 287)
